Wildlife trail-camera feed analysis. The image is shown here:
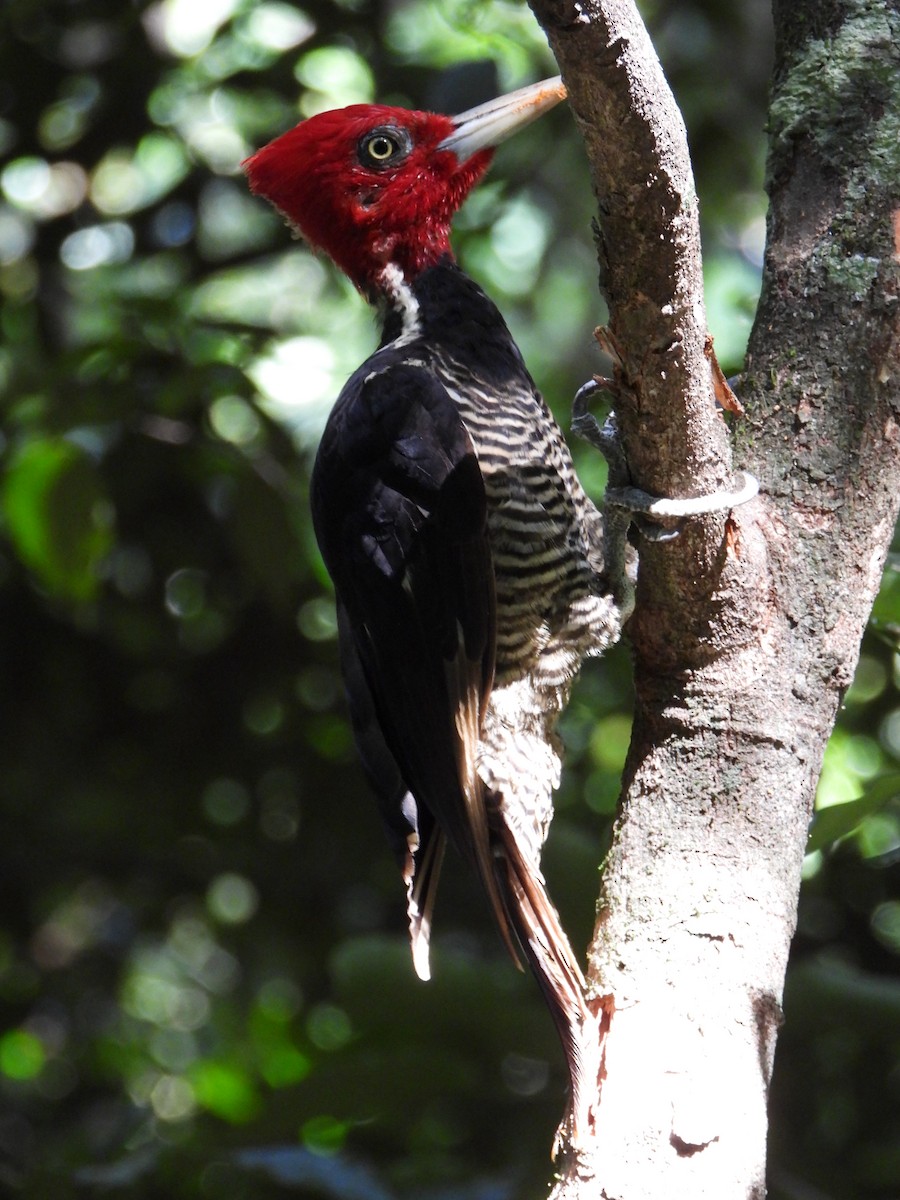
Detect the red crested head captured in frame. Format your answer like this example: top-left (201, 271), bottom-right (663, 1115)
top-left (244, 104), bottom-right (490, 293)
top-left (243, 77), bottom-right (566, 297)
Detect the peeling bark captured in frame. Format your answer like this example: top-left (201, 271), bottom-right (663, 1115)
top-left (527, 0), bottom-right (900, 1196)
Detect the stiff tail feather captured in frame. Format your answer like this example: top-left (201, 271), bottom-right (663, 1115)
top-left (491, 818), bottom-right (602, 1150)
top-left (404, 825), bottom-right (447, 982)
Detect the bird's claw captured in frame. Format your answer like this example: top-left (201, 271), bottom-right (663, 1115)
top-left (572, 378), bottom-right (760, 541)
top-left (572, 378), bottom-right (760, 619)
top-left (572, 379), bottom-right (629, 482)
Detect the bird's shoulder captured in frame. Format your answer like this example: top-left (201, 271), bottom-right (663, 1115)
top-left (314, 357), bottom-right (476, 498)
top-left (311, 358), bottom-right (487, 580)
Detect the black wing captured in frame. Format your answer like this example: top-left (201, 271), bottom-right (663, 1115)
top-left (311, 360), bottom-right (514, 973)
top-left (335, 600), bottom-right (445, 979)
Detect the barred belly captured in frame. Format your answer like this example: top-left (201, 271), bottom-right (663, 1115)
top-left (443, 373), bottom-right (621, 866)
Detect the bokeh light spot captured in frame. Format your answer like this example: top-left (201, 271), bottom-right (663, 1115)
top-left (0, 1030), bottom-right (45, 1081)
top-left (207, 873), bottom-right (259, 925)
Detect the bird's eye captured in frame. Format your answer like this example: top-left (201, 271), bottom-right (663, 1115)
top-left (367, 135), bottom-right (395, 160)
top-left (358, 126), bottom-right (411, 170)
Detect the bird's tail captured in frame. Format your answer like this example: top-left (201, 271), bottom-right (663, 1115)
top-left (490, 816), bottom-right (603, 1151)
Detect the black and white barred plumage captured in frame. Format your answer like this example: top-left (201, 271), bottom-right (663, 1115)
top-left (311, 258), bottom-right (618, 1135)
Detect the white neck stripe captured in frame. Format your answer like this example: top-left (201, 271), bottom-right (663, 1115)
top-left (378, 263), bottom-right (421, 342)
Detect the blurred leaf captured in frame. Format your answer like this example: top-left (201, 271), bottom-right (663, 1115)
top-left (191, 1060), bottom-right (263, 1123)
top-left (807, 773), bottom-right (900, 852)
top-left (784, 956), bottom-right (900, 1033)
top-left (0, 1028), bottom-right (45, 1080)
top-left (0, 437), bottom-right (113, 599)
top-left (302, 1113), bottom-right (350, 1155)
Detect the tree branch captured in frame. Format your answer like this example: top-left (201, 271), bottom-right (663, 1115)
top-left (529, 0), bottom-right (900, 1196)
top-left (531, 0), bottom-right (732, 497)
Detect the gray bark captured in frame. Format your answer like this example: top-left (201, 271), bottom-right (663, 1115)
top-left (527, 0), bottom-right (900, 1196)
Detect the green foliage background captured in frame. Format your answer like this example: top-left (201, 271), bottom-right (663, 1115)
top-left (0, 1), bottom-right (897, 1197)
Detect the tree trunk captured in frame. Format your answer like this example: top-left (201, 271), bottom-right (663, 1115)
top-left (527, 0), bottom-right (900, 1195)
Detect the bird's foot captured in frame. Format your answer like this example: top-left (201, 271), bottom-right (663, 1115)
top-left (572, 378), bottom-right (759, 544)
top-left (572, 378), bottom-right (626, 475)
top-left (603, 471), bottom-right (760, 541)
top-left (572, 378), bottom-right (759, 622)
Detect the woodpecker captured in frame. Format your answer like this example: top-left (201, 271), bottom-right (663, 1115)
top-left (244, 77), bottom-right (621, 1139)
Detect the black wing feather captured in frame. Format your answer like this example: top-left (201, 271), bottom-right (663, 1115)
top-left (336, 601), bottom-right (445, 980)
top-left (312, 361), bottom-right (513, 969)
